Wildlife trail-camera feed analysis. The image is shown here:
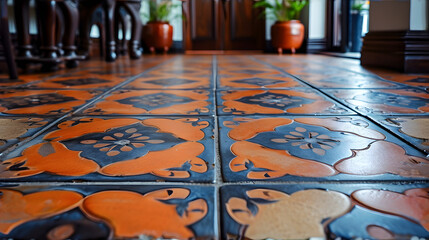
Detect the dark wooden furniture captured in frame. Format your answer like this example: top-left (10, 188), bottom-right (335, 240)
top-left (183, 0), bottom-right (265, 51)
top-left (0, 0), bottom-right (18, 79)
top-left (78, 0), bottom-right (117, 62)
top-left (14, 0), bottom-right (83, 70)
top-left (361, 31), bottom-right (429, 73)
top-left (115, 0), bottom-right (142, 59)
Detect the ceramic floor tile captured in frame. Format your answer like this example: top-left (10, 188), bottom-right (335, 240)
top-left (0, 116), bottom-right (215, 182)
top-left (0, 117), bottom-right (51, 151)
top-left (81, 89), bottom-right (214, 115)
top-left (371, 116), bottom-right (429, 153)
top-left (217, 89), bottom-right (352, 115)
top-left (254, 55), bottom-right (407, 89)
top-left (219, 116), bottom-right (428, 181)
top-left (221, 183), bottom-right (429, 239)
top-left (0, 89), bottom-right (102, 115)
top-left (217, 56), bottom-right (305, 89)
top-left (0, 184), bottom-right (216, 239)
top-left (126, 56), bottom-right (213, 90)
top-left (295, 72), bottom-right (403, 89)
top-left (0, 74), bottom-right (47, 88)
top-left (27, 73), bottom-right (125, 89)
top-left (326, 88), bottom-right (429, 115)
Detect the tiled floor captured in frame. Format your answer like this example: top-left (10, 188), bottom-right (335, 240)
top-left (0, 54), bottom-right (428, 239)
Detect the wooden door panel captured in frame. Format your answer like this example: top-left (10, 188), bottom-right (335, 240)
top-left (184, 0), bottom-right (264, 51)
top-left (185, 0), bottom-right (221, 50)
top-left (225, 0), bottom-right (265, 50)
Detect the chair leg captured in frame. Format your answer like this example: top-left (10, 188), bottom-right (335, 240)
top-left (102, 0), bottom-right (116, 62)
top-left (1, 0), bottom-right (18, 79)
top-left (14, 0), bottom-right (33, 59)
top-left (122, 1), bottom-right (142, 59)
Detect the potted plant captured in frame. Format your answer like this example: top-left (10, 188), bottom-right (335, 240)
top-left (141, 0), bottom-right (180, 53)
top-left (254, 0), bottom-right (308, 54)
top-left (350, 0), bottom-right (369, 52)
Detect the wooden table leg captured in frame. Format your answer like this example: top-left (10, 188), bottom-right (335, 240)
top-left (58, 0), bottom-right (80, 67)
top-left (122, 0), bottom-right (141, 59)
top-left (102, 0), bottom-right (116, 62)
top-left (14, 0), bottom-right (34, 65)
top-left (36, 0), bottom-right (62, 71)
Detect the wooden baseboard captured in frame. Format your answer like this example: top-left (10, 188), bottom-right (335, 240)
top-left (300, 38), bottom-right (327, 53)
top-left (361, 31), bottom-right (429, 73)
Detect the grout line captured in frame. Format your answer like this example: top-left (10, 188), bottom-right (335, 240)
top-left (212, 55), bottom-right (223, 240)
top-left (0, 57), bottom-right (180, 158)
top-left (249, 56), bottom-right (360, 114)
top-left (2, 179), bottom-right (428, 186)
top-left (288, 56), bottom-right (418, 90)
top-left (251, 56), bottom-right (429, 156)
top-left (70, 56), bottom-right (180, 115)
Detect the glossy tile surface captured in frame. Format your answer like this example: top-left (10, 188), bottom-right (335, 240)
top-left (372, 116), bottom-right (429, 153)
top-left (0, 89), bottom-right (102, 115)
top-left (219, 116), bottom-right (428, 181)
top-left (82, 89), bottom-right (214, 115)
top-left (1, 116), bottom-right (215, 182)
top-left (0, 184), bottom-right (216, 239)
top-left (221, 184), bottom-right (429, 239)
top-left (127, 56), bottom-right (213, 89)
top-left (327, 88), bottom-right (429, 115)
top-left (217, 56), bottom-right (305, 89)
top-left (1, 54), bottom-right (428, 239)
top-left (218, 89), bottom-right (352, 115)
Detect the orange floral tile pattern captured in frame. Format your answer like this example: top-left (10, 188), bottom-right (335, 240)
top-left (0, 117), bottom-right (214, 181)
top-left (218, 89), bottom-right (350, 115)
top-left (2, 55), bottom-right (429, 239)
top-left (217, 56), bottom-right (304, 89)
top-left (0, 185), bottom-right (215, 239)
top-left (327, 89), bottom-right (429, 115)
top-left (255, 55), bottom-right (405, 89)
top-left (126, 56), bottom-right (213, 89)
top-left (82, 89), bottom-right (213, 115)
top-left (0, 89), bottom-right (101, 115)
top-left (220, 116), bottom-right (429, 181)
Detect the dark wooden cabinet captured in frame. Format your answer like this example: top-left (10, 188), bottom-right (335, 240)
top-left (183, 0), bottom-right (265, 51)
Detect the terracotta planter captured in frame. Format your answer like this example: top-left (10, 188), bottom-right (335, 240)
top-left (271, 20), bottom-right (304, 54)
top-left (142, 21), bottom-right (173, 53)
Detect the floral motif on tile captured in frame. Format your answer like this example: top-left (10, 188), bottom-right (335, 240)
top-left (331, 89), bottom-right (429, 114)
top-left (0, 187), bottom-right (213, 239)
top-left (222, 117), bottom-right (429, 180)
top-left (0, 90), bottom-right (99, 115)
top-left (219, 90), bottom-right (347, 115)
top-left (83, 90), bottom-right (212, 115)
top-left (0, 117), bottom-right (212, 180)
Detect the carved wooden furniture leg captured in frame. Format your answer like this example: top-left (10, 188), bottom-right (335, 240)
top-left (78, 1), bottom-right (99, 58)
top-left (114, 7), bottom-right (128, 56)
top-left (102, 0), bottom-right (116, 62)
top-left (291, 48), bottom-right (296, 54)
top-left (121, 0), bottom-right (142, 59)
top-left (277, 48), bottom-right (282, 55)
top-left (36, 0), bottom-right (62, 71)
top-left (1, 0), bottom-right (18, 79)
top-left (14, 0), bottom-right (33, 59)
top-left (58, 0), bottom-right (81, 68)
top-left (55, 5), bottom-right (65, 56)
